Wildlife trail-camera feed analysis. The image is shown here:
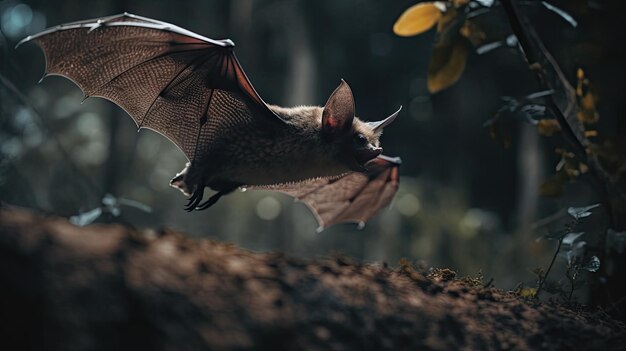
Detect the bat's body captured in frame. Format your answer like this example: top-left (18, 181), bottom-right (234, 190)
top-left (173, 104), bottom-right (382, 194)
top-left (20, 13), bottom-right (401, 230)
top-left (174, 106), bottom-right (346, 191)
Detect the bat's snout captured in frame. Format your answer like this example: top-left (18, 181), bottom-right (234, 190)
top-left (355, 145), bottom-right (382, 165)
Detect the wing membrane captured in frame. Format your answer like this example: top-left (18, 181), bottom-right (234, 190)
top-left (19, 13), bottom-right (281, 161)
top-left (257, 156), bottom-right (401, 231)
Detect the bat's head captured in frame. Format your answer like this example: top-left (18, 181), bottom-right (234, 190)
top-left (321, 80), bottom-right (400, 171)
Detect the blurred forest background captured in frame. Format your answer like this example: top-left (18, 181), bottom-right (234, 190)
top-left (1, 0), bottom-right (625, 291)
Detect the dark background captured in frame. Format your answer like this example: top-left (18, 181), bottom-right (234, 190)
top-left (1, 0), bottom-right (624, 290)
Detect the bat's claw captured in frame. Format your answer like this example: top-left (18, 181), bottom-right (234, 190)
top-left (195, 192), bottom-right (223, 211)
top-left (185, 184), bottom-right (205, 212)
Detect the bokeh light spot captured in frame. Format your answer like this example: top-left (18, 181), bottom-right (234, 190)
top-left (256, 196), bottom-right (281, 221)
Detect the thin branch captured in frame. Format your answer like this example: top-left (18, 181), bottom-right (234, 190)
top-left (499, 0), bottom-right (586, 158)
top-left (536, 235), bottom-right (563, 297)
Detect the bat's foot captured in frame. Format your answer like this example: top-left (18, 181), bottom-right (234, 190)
top-left (195, 192), bottom-right (224, 211)
top-left (170, 162), bottom-right (192, 196)
top-left (185, 183), bottom-right (206, 211)
top-left (187, 183), bottom-right (241, 211)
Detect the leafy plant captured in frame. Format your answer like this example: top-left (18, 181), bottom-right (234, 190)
top-left (70, 194), bottom-right (152, 227)
top-left (394, 0), bottom-right (626, 308)
top-left (535, 204), bottom-right (601, 300)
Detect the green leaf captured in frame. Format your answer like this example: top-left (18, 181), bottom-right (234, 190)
top-left (567, 203), bottom-right (600, 219)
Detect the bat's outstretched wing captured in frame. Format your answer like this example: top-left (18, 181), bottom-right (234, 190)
top-left (258, 155), bottom-right (401, 231)
top-left (18, 13), bottom-right (282, 162)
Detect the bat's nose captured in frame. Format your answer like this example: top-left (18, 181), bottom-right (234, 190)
top-left (355, 145), bottom-right (382, 165)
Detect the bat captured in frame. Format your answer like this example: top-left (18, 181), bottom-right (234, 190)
top-left (18, 13), bottom-right (401, 230)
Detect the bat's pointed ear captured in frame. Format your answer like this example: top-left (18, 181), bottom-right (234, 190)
top-left (367, 106), bottom-right (402, 134)
top-left (322, 79), bottom-right (355, 140)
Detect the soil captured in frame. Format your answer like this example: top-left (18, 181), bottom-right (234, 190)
top-left (1, 205), bottom-right (624, 351)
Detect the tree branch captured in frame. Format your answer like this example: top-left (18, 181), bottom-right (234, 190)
top-left (499, 0), bottom-right (626, 229)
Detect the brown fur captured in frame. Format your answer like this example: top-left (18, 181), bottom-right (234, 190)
top-left (172, 102), bottom-right (386, 196)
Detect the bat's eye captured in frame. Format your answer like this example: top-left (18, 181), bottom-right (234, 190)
top-left (353, 134), bottom-right (368, 147)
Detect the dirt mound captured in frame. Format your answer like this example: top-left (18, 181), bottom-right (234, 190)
top-left (1, 205), bottom-right (624, 350)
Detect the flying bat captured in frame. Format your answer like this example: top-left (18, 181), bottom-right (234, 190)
top-left (19, 13), bottom-right (401, 230)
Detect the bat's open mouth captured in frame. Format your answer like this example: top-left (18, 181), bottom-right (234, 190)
top-left (355, 146), bottom-right (383, 165)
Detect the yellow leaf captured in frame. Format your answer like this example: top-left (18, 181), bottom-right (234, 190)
top-left (520, 287), bottom-right (537, 298)
top-left (576, 68), bottom-right (586, 97)
top-left (576, 68), bottom-right (600, 124)
top-left (584, 130), bottom-right (598, 138)
top-left (580, 92), bottom-right (595, 111)
top-left (537, 119), bottom-right (561, 136)
top-left (459, 20), bottom-right (486, 47)
top-left (427, 38), bottom-right (469, 93)
top-left (393, 2), bottom-right (443, 37)
top-left (564, 166), bottom-right (580, 178)
top-left (577, 93), bottom-right (599, 124)
top-left (437, 6), bottom-right (457, 34)
top-left (579, 163), bottom-right (589, 174)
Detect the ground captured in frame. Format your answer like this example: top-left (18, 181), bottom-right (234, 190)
top-left (0, 205), bottom-right (624, 350)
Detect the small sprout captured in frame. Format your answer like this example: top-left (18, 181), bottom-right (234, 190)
top-left (582, 256), bottom-right (600, 272)
top-left (567, 203), bottom-right (600, 219)
top-left (68, 194), bottom-right (152, 227)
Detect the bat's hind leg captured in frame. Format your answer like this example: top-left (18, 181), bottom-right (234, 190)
top-left (195, 183), bottom-right (241, 211)
top-left (169, 162), bottom-right (207, 211)
top-left (170, 162), bottom-right (241, 211)
top-left (185, 185), bottom-right (206, 211)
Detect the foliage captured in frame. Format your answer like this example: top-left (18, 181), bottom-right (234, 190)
top-left (535, 203), bottom-right (601, 300)
top-left (390, 0), bottom-right (618, 209)
top-left (538, 69), bottom-right (600, 197)
top-left (69, 194), bottom-right (152, 226)
top-left (393, 0), bottom-right (490, 93)
top-left (394, 0), bottom-right (626, 307)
